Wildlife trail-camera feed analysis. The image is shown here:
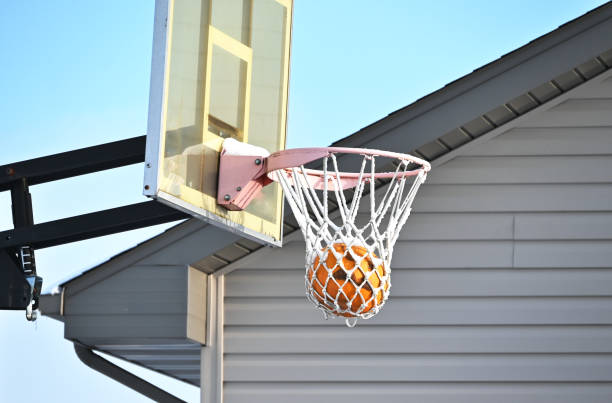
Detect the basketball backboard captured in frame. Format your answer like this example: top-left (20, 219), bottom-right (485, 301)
top-left (144, 0), bottom-right (293, 246)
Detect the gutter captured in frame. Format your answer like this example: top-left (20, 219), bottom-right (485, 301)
top-left (73, 343), bottom-right (185, 403)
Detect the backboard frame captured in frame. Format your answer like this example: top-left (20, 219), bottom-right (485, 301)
top-left (143, 0), bottom-right (292, 247)
top-left (142, 0), bottom-right (169, 202)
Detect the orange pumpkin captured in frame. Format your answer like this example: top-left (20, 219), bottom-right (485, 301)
top-left (307, 243), bottom-right (388, 317)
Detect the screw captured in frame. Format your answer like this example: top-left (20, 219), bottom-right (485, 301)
top-left (6, 167), bottom-right (14, 175)
top-left (236, 186), bottom-right (242, 191)
top-left (144, 185), bottom-right (150, 190)
top-left (6, 234), bottom-right (11, 240)
top-left (224, 194), bottom-right (231, 201)
top-left (254, 158), bottom-right (262, 165)
top-left (146, 163), bottom-right (151, 168)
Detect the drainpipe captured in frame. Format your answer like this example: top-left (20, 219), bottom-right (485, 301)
top-left (74, 343), bottom-right (185, 403)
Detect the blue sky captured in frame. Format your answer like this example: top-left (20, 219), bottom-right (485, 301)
top-left (0, 1), bottom-right (607, 402)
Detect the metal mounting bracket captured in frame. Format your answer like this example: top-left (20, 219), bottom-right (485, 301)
top-left (0, 136), bottom-right (188, 320)
top-left (0, 249), bottom-right (31, 310)
top-left (217, 139), bottom-right (272, 211)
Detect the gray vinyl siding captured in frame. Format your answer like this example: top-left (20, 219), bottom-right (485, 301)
top-left (65, 265), bottom-right (190, 342)
top-left (62, 264), bottom-right (205, 385)
top-left (222, 81), bottom-right (612, 402)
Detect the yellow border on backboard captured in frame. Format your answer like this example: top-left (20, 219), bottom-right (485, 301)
top-left (202, 26), bottom-right (253, 151)
top-left (278, 0), bottom-right (292, 151)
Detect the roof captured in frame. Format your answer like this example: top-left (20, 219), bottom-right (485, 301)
top-left (333, 1), bottom-right (612, 152)
top-left (40, 0), bottom-right (612, 386)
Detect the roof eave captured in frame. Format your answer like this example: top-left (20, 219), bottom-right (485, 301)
top-left (332, 3), bottom-right (612, 153)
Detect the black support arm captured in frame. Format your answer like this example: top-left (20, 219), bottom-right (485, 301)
top-left (0, 136), bottom-right (146, 191)
top-left (0, 136), bottom-right (191, 315)
top-left (0, 201), bottom-right (189, 250)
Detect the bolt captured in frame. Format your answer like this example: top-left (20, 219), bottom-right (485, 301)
top-left (6, 234), bottom-right (11, 240)
top-left (236, 186), bottom-right (242, 191)
top-left (6, 167), bottom-right (14, 175)
top-left (224, 194), bottom-right (231, 201)
top-left (144, 185), bottom-right (150, 190)
top-left (146, 163), bottom-right (151, 168)
top-left (254, 158), bottom-right (262, 165)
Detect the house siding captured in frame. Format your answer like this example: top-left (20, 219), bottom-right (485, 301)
top-left (222, 74), bottom-right (612, 402)
top-left (63, 264), bottom-right (204, 385)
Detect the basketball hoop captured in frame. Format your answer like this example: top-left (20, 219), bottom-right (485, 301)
top-left (217, 139), bottom-right (431, 326)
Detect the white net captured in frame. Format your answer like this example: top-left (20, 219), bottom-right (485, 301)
top-left (273, 151), bottom-right (428, 327)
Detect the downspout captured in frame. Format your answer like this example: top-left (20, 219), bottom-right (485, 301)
top-left (74, 343), bottom-right (185, 403)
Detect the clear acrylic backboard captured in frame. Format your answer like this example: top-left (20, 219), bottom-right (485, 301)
top-left (144, 0), bottom-right (293, 246)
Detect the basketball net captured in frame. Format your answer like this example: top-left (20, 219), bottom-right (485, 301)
top-left (273, 152), bottom-right (427, 327)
